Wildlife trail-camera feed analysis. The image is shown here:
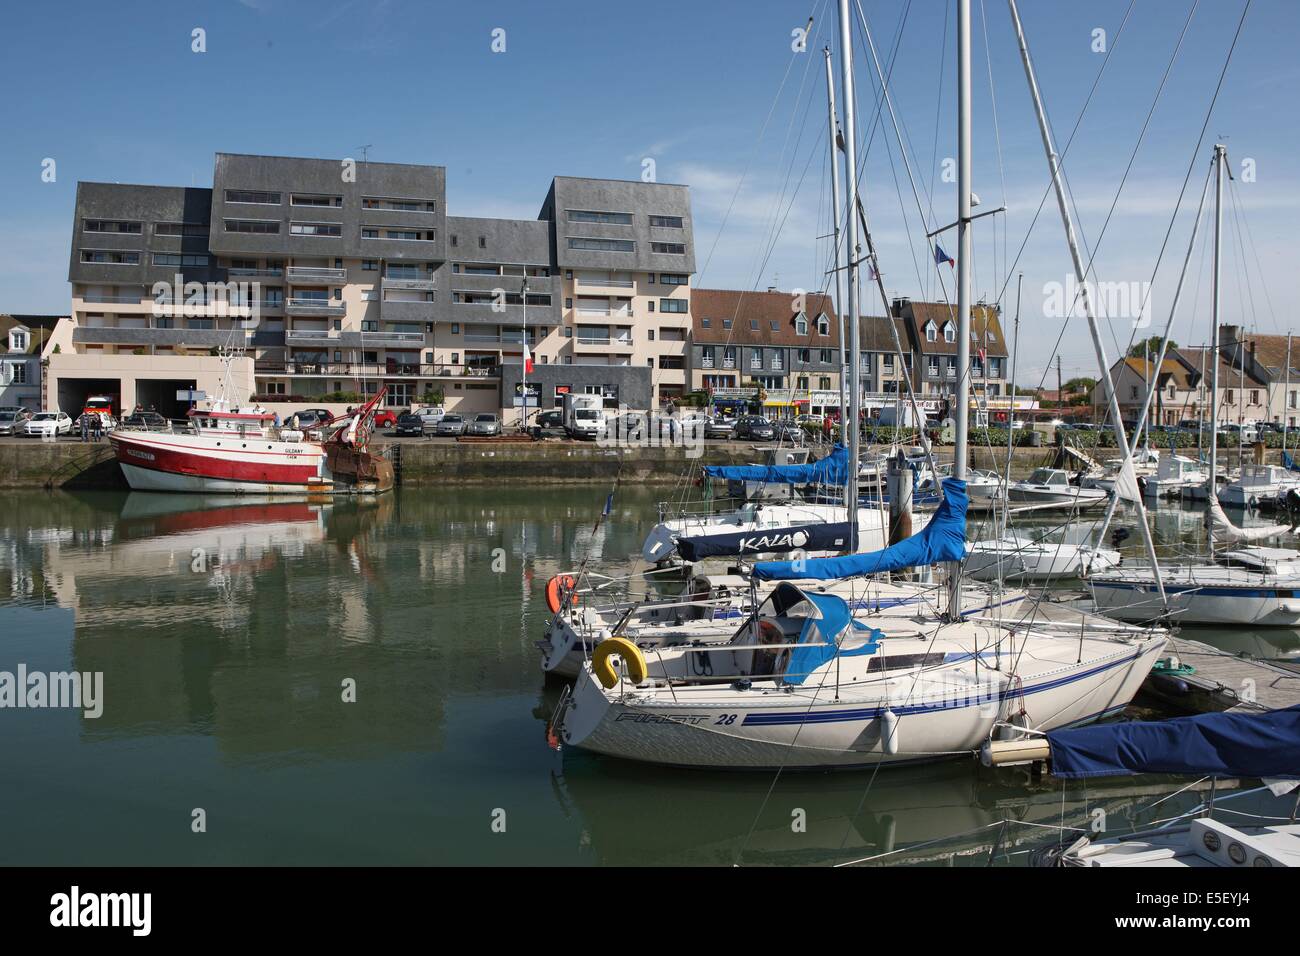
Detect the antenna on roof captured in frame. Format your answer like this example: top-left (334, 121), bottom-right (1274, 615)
top-left (357, 144), bottom-right (373, 163)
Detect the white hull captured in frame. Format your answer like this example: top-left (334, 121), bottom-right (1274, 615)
top-left (562, 633), bottom-right (1165, 770)
top-left (119, 462), bottom-right (330, 495)
top-left (1090, 577), bottom-right (1300, 626)
top-left (965, 540), bottom-right (1120, 582)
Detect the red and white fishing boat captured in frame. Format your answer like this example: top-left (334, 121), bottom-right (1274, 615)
top-left (109, 382), bottom-right (394, 495)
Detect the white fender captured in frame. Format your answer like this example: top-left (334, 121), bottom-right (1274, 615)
top-left (880, 708), bottom-right (900, 755)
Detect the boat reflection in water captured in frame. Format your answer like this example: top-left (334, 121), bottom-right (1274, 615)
top-left (545, 735), bottom-right (1256, 866)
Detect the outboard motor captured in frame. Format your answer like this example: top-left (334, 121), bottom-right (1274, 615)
top-left (1109, 527), bottom-right (1131, 550)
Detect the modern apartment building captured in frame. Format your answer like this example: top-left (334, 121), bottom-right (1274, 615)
top-left (58, 154), bottom-right (695, 419)
top-left (688, 288), bottom-right (841, 417)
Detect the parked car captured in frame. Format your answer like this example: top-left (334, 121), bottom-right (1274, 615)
top-left (531, 409), bottom-right (567, 439)
top-left (772, 419), bottom-right (806, 444)
top-left (286, 408), bottom-right (333, 429)
top-left (417, 406), bottom-right (446, 431)
top-left (395, 411), bottom-right (425, 436)
top-left (466, 413), bottom-right (501, 436)
top-left (0, 406), bottom-right (33, 436)
top-left (120, 411), bottom-right (170, 431)
top-left (435, 414), bottom-right (467, 437)
top-left (733, 416), bottom-right (777, 441)
top-left (372, 408), bottom-right (398, 428)
top-left (704, 416), bottom-right (736, 439)
top-left (23, 411), bottom-right (74, 437)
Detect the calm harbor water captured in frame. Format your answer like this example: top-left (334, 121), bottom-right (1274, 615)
top-left (1, 486), bottom-right (1294, 866)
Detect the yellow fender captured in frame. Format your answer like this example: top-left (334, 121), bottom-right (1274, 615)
top-left (591, 637), bottom-right (648, 689)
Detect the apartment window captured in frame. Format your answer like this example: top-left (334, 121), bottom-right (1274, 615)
top-left (817, 315), bottom-right (830, 335)
top-left (819, 376), bottom-right (831, 390)
top-left (659, 273), bottom-right (687, 286)
top-left (722, 318), bottom-right (732, 330)
top-left (649, 215), bottom-right (683, 228)
top-left (224, 219), bottom-right (279, 234)
top-left (563, 355), bottom-right (573, 364)
top-left (363, 197), bottom-right (436, 212)
top-left (660, 298), bottom-right (688, 314)
top-left (265, 382), bottom-right (286, 396)
top-left (568, 210), bottom-right (632, 225)
top-left (362, 260), bottom-right (378, 271)
top-left (797, 376), bottom-right (809, 390)
top-left (1250, 389), bottom-right (1261, 406)
top-left (290, 222), bottom-right (342, 237)
top-left (361, 320), bottom-right (379, 332)
top-left (154, 222), bottom-right (208, 237)
top-left (1290, 390), bottom-right (1297, 410)
top-left (771, 353), bottom-right (783, 370)
top-left (946, 357), bottom-right (957, 376)
top-left (648, 301), bottom-right (655, 312)
top-left (291, 193), bottom-right (342, 207)
top-left (1225, 389), bottom-right (1235, 405)
top-left (927, 356), bottom-right (940, 375)
top-left (568, 237), bottom-right (635, 253)
top-left (81, 250), bottom-right (140, 265)
top-left (750, 350), bottom-right (763, 370)
top-left (651, 242), bottom-right (686, 254)
top-left (648, 330), bottom-right (655, 341)
top-left (750, 320), bottom-right (759, 331)
top-left (1130, 386), bottom-right (1140, 400)
top-left (647, 358), bottom-right (655, 368)
top-left (451, 324), bottom-right (460, 334)
top-left (367, 228), bottom-right (434, 241)
top-left (883, 354), bottom-right (894, 370)
top-left (225, 189), bottom-right (281, 205)
top-left (565, 297), bottom-right (573, 309)
top-left (83, 219), bottom-right (142, 234)
top-left (701, 318), bottom-right (711, 329)
top-left (478, 237), bottom-right (486, 248)
top-left (152, 253), bottom-right (210, 267)
top-left (820, 349), bottom-right (833, 364)
top-left (769, 320), bottom-right (779, 331)
top-left (450, 235), bottom-right (458, 247)
top-left (723, 347), bottom-right (736, 368)
top-left (798, 349), bottom-right (811, 363)
top-left (701, 346), bottom-right (715, 368)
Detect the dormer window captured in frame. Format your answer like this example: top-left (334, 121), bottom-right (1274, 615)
top-left (10, 331), bottom-right (27, 352)
top-left (795, 314), bottom-right (808, 335)
top-left (925, 321), bottom-right (937, 342)
top-left (943, 323), bottom-right (956, 343)
top-left (816, 314), bottom-right (830, 335)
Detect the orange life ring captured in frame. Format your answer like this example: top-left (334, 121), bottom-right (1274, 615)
top-left (546, 574), bottom-right (580, 614)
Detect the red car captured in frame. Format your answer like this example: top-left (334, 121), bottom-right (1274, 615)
top-left (372, 409), bottom-right (398, 428)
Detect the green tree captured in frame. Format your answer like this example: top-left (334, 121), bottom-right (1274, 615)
top-left (1127, 336), bottom-right (1175, 359)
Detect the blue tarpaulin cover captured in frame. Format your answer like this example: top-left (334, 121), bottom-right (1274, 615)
top-left (676, 520), bottom-right (856, 563)
top-left (703, 444), bottom-right (850, 486)
top-left (1047, 705), bottom-right (1300, 780)
top-left (1282, 451), bottom-right (1300, 473)
top-left (780, 590), bottom-right (882, 685)
top-left (751, 478), bottom-right (968, 581)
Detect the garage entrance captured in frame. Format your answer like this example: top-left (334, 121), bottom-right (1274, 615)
top-left (57, 378), bottom-right (121, 419)
top-left (134, 379), bottom-right (198, 419)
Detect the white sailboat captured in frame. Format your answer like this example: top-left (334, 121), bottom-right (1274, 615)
top-left (551, 0), bottom-right (1167, 772)
top-left (1088, 145), bottom-right (1300, 625)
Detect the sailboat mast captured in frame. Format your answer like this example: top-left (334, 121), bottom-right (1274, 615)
top-left (1008, 0), bottom-right (1165, 604)
top-left (945, 0), bottom-right (973, 617)
top-left (1283, 333), bottom-right (1292, 455)
top-left (836, 0), bottom-right (862, 526)
top-left (1208, 143), bottom-right (1226, 551)
top-left (824, 47), bottom-right (849, 447)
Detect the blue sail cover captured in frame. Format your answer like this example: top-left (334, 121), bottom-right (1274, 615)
top-left (783, 590), bottom-right (882, 685)
top-left (752, 478), bottom-right (968, 581)
top-left (1283, 451), bottom-right (1300, 473)
top-left (676, 520), bottom-right (856, 563)
top-left (1047, 705), bottom-right (1300, 780)
top-left (702, 444), bottom-right (850, 486)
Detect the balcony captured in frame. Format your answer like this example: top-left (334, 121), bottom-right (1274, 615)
top-left (286, 266), bottom-right (346, 284)
top-left (573, 307), bottom-right (633, 323)
top-left (284, 328), bottom-right (425, 348)
top-left (382, 274), bottom-right (436, 292)
top-left (286, 297), bottom-right (347, 317)
top-left (380, 298), bottom-right (434, 322)
top-left (576, 275), bottom-right (636, 290)
top-left (73, 326), bottom-right (255, 348)
top-left (255, 360), bottom-right (498, 380)
top-left (226, 267), bottom-right (284, 279)
top-left (575, 336), bottom-right (635, 354)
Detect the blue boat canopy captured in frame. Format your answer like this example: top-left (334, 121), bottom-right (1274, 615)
top-left (1047, 705), bottom-right (1300, 780)
top-left (703, 444), bottom-right (850, 486)
top-left (751, 478), bottom-right (968, 581)
top-left (762, 586), bottom-right (882, 686)
top-left (1282, 451), bottom-right (1300, 473)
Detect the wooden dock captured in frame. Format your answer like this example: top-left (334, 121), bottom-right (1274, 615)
top-left (1144, 634), bottom-right (1300, 714)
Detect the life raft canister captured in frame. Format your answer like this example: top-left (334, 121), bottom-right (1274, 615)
top-left (591, 637), bottom-right (648, 689)
top-left (545, 574), bottom-right (580, 614)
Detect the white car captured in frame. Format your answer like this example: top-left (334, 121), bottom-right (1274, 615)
top-left (23, 411), bottom-right (74, 437)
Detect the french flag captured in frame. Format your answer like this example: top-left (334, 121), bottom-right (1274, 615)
top-left (934, 244), bottom-right (955, 268)
top-left (523, 343), bottom-right (535, 374)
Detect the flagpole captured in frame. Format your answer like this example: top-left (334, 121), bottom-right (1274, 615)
top-left (521, 272), bottom-right (529, 428)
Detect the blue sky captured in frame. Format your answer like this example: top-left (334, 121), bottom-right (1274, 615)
top-left (1, 0), bottom-right (1296, 388)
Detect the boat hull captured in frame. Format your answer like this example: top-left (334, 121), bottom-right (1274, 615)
top-left (562, 637), bottom-right (1165, 770)
top-left (1091, 578), bottom-right (1300, 626)
top-left (111, 431), bottom-right (331, 495)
